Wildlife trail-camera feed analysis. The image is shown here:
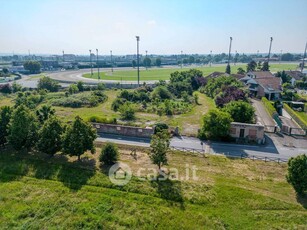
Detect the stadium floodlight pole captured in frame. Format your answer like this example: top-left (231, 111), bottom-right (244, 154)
top-left (210, 50), bottom-right (212, 67)
top-left (228, 37), bottom-right (233, 66)
top-left (62, 50), bottom-right (64, 62)
top-left (96, 49), bottom-right (100, 80)
top-left (267, 37), bottom-right (273, 64)
top-left (181, 50), bottom-right (183, 68)
top-left (110, 50), bottom-right (113, 72)
top-left (301, 41), bottom-right (307, 73)
top-left (89, 49), bottom-right (93, 76)
top-left (145, 50), bottom-right (148, 70)
top-left (136, 36), bottom-right (140, 86)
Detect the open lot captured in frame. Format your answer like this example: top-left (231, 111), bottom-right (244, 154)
top-left (0, 145), bottom-right (306, 229)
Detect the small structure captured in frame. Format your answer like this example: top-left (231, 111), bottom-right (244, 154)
top-left (230, 122), bottom-right (265, 144)
top-left (241, 71), bottom-right (282, 100)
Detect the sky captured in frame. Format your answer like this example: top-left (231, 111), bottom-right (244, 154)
top-left (0, 0), bottom-right (306, 55)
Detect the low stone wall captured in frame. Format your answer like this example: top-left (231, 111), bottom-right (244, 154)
top-left (92, 123), bottom-right (154, 138)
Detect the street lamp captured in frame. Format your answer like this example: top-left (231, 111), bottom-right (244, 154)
top-left (89, 49), bottom-right (93, 76)
top-left (110, 50), bottom-right (113, 73)
top-left (228, 37), bottom-right (233, 66)
top-left (96, 49), bottom-right (100, 80)
top-left (181, 50), bottom-right (183, 68)
top-left (267, 37), bottom-right (273, 64)
top-left (136, 36), bottom-right (140, 86)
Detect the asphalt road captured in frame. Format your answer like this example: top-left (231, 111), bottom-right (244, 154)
top-left (96, 133), bottom-right (306, 160)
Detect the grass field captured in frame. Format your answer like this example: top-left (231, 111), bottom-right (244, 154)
top-left (83, 63), bottom-right (299, 81)
top-left (0, 145), bottom-right (306, 229)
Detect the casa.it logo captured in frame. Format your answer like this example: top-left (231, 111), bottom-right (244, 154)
top-left (108, 162), bottom-right (132, 186)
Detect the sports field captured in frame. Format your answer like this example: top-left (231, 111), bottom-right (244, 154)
top-left (83, 63), bottom-right (299, 81)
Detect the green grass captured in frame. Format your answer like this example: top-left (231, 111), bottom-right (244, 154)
top-left (0, 146), bottom-right (306, 229)
top-left (83, 63), bottom-right (299, 81)
top-left (284, 104), bottom-right (307, 129)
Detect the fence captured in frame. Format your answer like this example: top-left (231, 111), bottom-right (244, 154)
top-left (170, 146), bottom-right (288, 163)
top-left (264, 125), bottom-right (277, 133)
top-left (281, 125), bottom-right (307, 136)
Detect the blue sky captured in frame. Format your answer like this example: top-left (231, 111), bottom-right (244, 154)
top-left (0, 0), bottom-right (306, 55)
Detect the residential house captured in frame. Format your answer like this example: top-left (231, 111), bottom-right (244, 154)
top-left (241, 71), bottom-right (282, 100)
top-left (284, 70), bottom-right (305, 86)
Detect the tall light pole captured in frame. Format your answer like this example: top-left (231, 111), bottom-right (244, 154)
top-left (181, 50), bottom-right (183, 68)
top-left (62, 50), bottom-right (64, 62)
top-left (96, 49), bottom-right (100, 80)
top-left (210, 50), bottom-right (212, 67)
top-left (301, 41), bottom-right (307, 73)
top-left (136, 36), bottom-right (140, 86)
top-left (145, 50), bottom-right (148, 70)
top-left (228, 37), bottom-right (233, 66)
top-left (110, 50), bottom-right (113, 72)
top-left (267, 37), bottom-right (273, 64)
top-left (89, 49), bottom-right (93, 76)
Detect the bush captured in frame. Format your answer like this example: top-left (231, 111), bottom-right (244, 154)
top-left (119, 102), bottom-right (135, 120)
top-left (222, 101), bottom-right (255, 123)
top-left (37, 76), bottom-right (60, 92)
top-left (154, 123), bottom-right (169, 134)
top-left (287, 154), bottom-right (307, 195)
top-left (0, 84), bottom-right (12, 94)
top-left (111, 98), bottom-right (125, 112)
top-left (99, 142), bottom-right (119, 165)
top-left (151, 86), bottom-right (172, 100)
top-left (261, 97), bottom-right (277, 117)
top-left (88, 116), bottom-right (117, 124)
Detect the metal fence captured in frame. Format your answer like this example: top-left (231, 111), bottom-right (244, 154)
top-left (170, 146), bottom-right (288, 163)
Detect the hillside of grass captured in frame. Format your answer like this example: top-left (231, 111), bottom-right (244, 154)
top-left (0, 145), bottom-right (306, 229)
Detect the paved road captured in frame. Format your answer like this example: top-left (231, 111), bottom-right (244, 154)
top-left (251, 98), bottom-right (275, 126)
top-left (96, 133), bottom-right (306, 160)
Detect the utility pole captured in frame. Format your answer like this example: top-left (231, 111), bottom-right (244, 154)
top-left (136, 36), bottom-right (140, 86)
top-left (181, 50), bottom-right (183, 68)
top-left (89, 49), bottom-right (93, 76)
top-left (210, 50), bottom-right (212, 67)
top-left (301, 41), bottom-right (307, 73)
top-left (145, 50), bottom-right (148, 70)
top-left (267, 37), bottom-right (273, 64)
top-left (228, 37), bottom-right (233, 66)
top-left (96, 49), bottom-right (100, 80)
top-left (110, 50), bottom-right (113, 72)
top-left (62, 50), bottom-right (64, 62)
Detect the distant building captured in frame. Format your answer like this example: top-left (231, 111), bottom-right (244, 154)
top-left (241, 71), bottom-right (282, 100)
top-left (284, 70), bottom-right (306, 86)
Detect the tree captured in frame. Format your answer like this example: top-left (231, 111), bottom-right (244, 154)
top-left (0, 84), bottom-right (12, 94)
top-left (155, 58), bottom-right (162, 67)
top-left (246, 61), bottom-right (257, 72)
top-left (8, 105), bottom-right (38, 150)
top-left (237, 67), bottom-right (246, 75)
top-left (23, 61), bottom-right (41, 74)
top-left (68, 84), bottom-right (79, 94)
top-left (149, 130), bottom-right (170, 171)
top-left (287, 154), bottom-right (307, 195)
top-left (143, 57), bottom-right (152, 68)
top-left (119, 102), bottom-right (135, 120)
top-left (276, 71), bottom-right (291, 84)
top-left (215, 85), bottom-right (247, 107)
top-left (225, 64), bottom-right (231, 74)
top-left (77, 81), bottom-right (84, 92)
top-left (2, 68), bottom-right (9, 74)
top-left (99, 142), bottom-right (119, 165)
top-left (62, 116), bottom-right (97, 161)
top-left (222, 101), bottom-right (255, 123)
top-left (37, 116), bottom-right (64, 156)
top-left (97, 82), bottom-right (106, 90)
top-left (281, 53), bottom-right (294, 61)
top-left (132, 60), bottom-right (136, 68)
top-left (151, 86), bottom-right (172, 100)
top-left (36, 105), bottom-right (55, 124)
top-left (0, 106), bottom-right (12, 147)
top-left (261, 61), bottom-right (270, 71)
top-left (199, 109), bottom-right (233, 139)
top-left (12, 82), bottom-right (22, 92)
top-left (37, 76), bottom-right (60, 92)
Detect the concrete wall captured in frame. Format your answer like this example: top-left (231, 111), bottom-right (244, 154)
top-left (92, 123), bottom-right (154, 138)
top-left (230, 122), bottom-right (265, 143)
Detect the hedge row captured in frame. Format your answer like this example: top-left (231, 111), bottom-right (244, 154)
top-left (283, 104), bottom-right (307, 129)
top-left (261, 97), bottom-right (277, 117)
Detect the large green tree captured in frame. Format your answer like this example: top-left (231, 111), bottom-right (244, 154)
top-left (223, 101), bottom-right (255, 123)
top-left (261, 61), bottom-right (270, 71)
top-left (37, 76), bottom-right (60, 92)
top-left (23, 61), bottom-right (41, 74)
top-left (199, 109), bottom-right (233, 139)
top-left (99, 142), bottom-right (119, 165)
top-left (143, 57), bottom-right (152, 68)
top-left (149, 130), bottom-right (170, 170)
top-left (8, 105), bottom-right (38, 150)
top-left (287, 154), bottom-right (307, 195)
top-left (37, 116), bottom-right (64, 156)
top-left (246, 61), bottom-right (257, 72)
top-left (0, 106), bottom-right (12, 147)
top-left (62, 116), bottom-right (97, 161)
top-left (155, 58), bottom-right (162, 67)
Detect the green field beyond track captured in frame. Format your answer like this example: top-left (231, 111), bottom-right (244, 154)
top-left (83, 63), bottom-right (299, 81)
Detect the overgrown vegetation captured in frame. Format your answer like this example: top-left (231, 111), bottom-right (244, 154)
top-left (283, 103), bottom-right (307, 129)
top-left (261, 97), bottom-right (278, 117)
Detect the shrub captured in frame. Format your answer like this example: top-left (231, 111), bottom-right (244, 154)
top-left (37, 76), bottom-right (60, 92)
top-left (111, 98), bottom-right (125, 112)
top-left (154, 123), bottom-right (169, 134)
top-left (261, 97), bottom-right (277, 117)
top-left (0, 84), bottom-right (12, 94)
top-left (99, 142), bottom-right (119, 165)
top-left (119, 102), bottom-right (135, 120)
top-left (287, 154), bottom-right (307, 195)
top-left (151, 86), bottom-right (172, 100)
top-left (222, 101), bottom-right (255, 123)
top-left (88, 116), bottom-right (117, 124)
